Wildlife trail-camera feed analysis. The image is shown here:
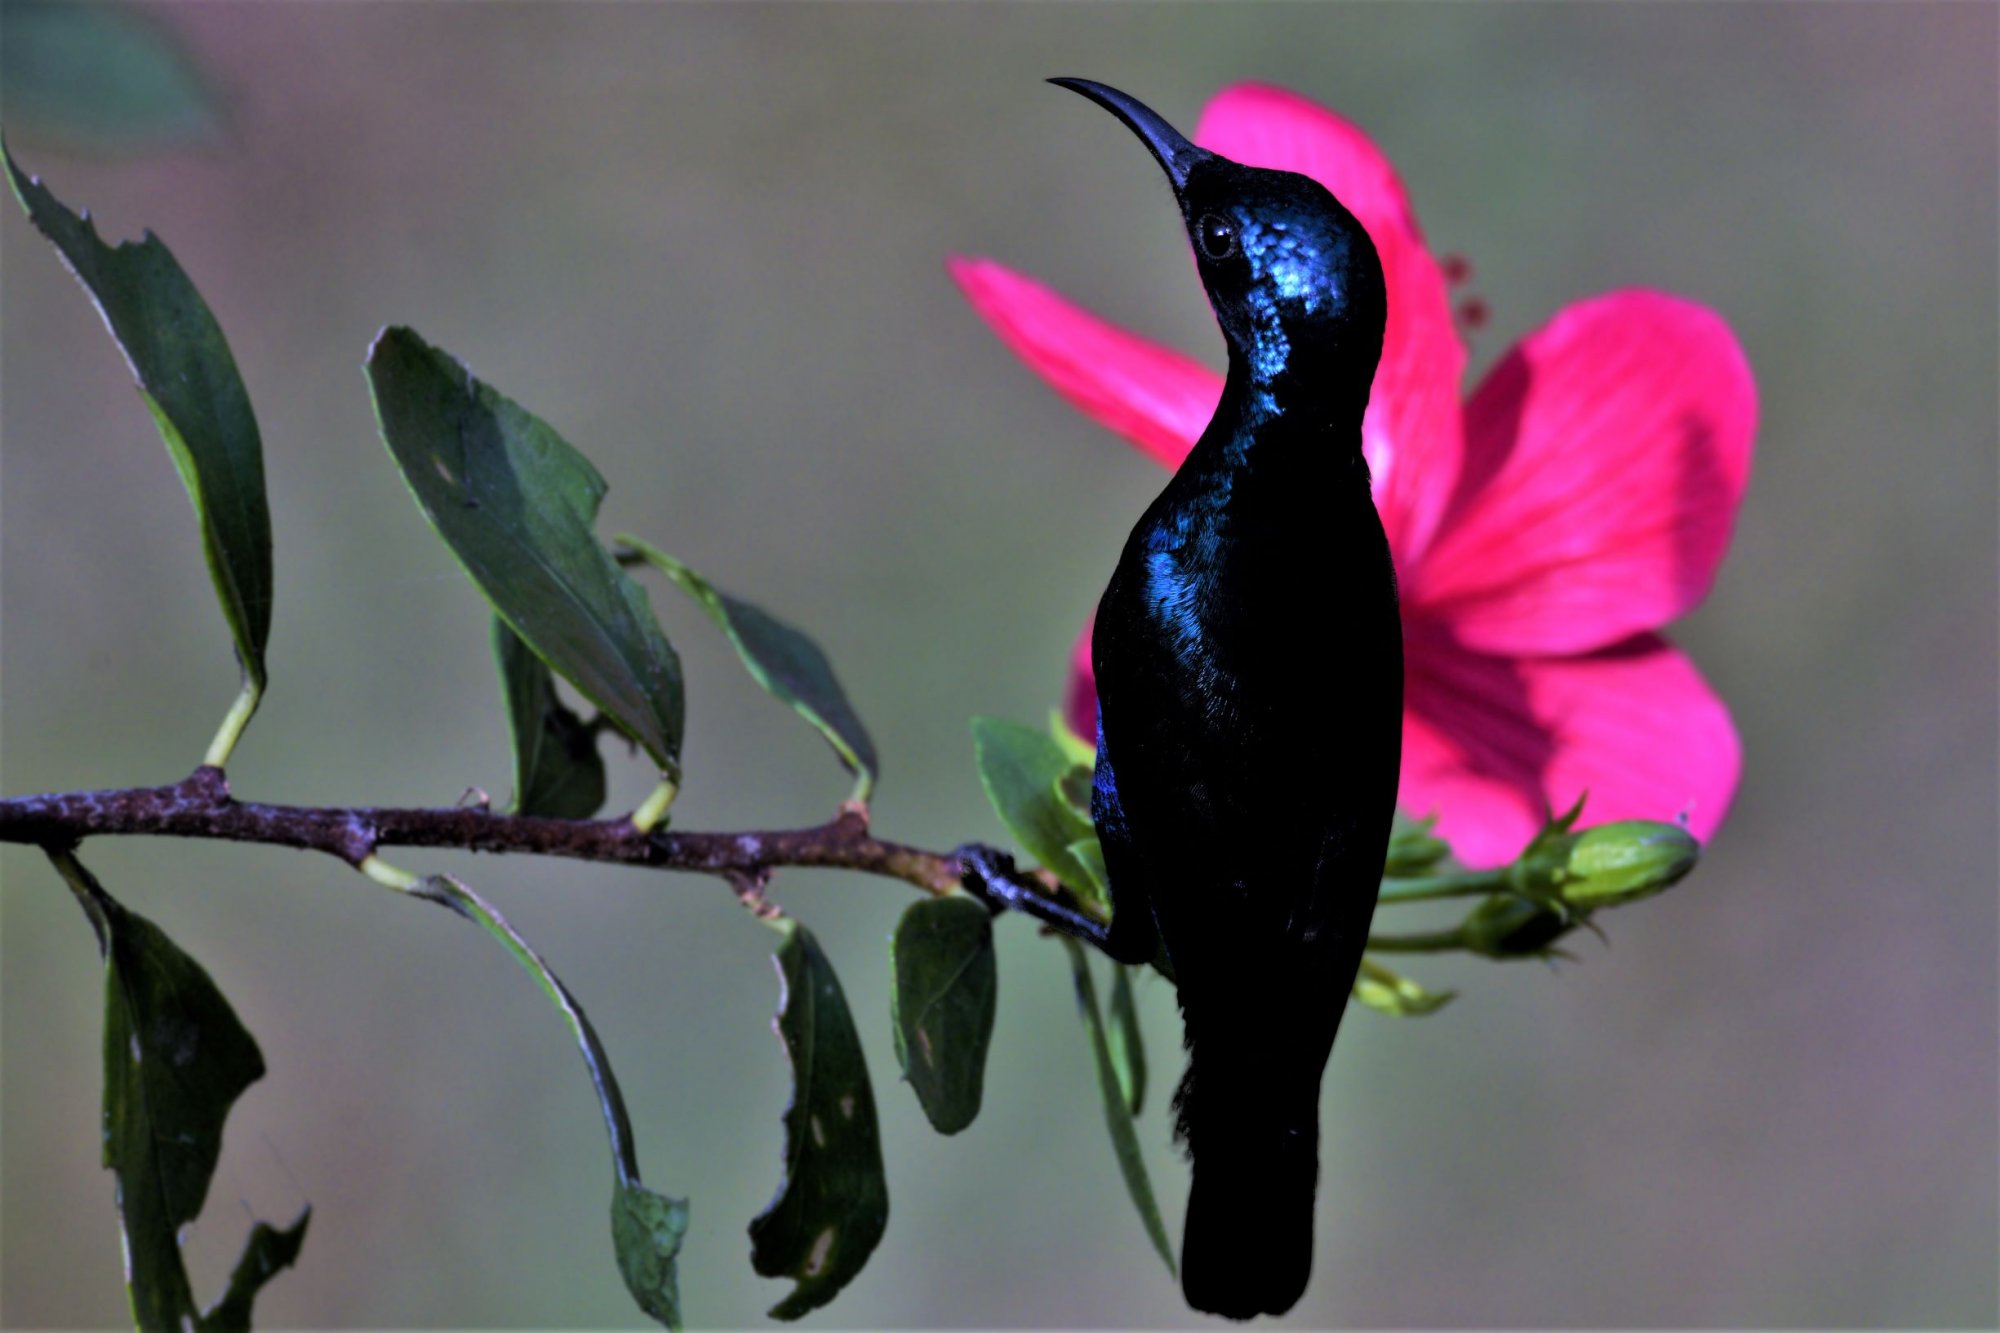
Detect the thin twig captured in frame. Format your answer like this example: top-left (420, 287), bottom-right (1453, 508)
top-left (0, 766), bottom-right (986, 900)
top-left (1, 769), bottom-right (1507, 962)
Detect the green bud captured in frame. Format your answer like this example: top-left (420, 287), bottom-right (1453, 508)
top-left (1383, 820), bottom-right (1451, 877)
top-left (1352, 957), bottom-right (1455, 1015)
top-left (1504, 796), bottom-right (1589, 903)
top-left (1459, 893), bottom-right (1574, 959)
top-left (1562, 821), bottom-right (1699, 910)
top-left (1463, 814), bottom-right (1698, 960)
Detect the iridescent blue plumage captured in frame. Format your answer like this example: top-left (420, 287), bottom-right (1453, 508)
top-left (1050, 79), bottom-right (1403, 1319)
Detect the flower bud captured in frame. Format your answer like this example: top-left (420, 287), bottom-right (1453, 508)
top-left (1383, 824), bottom-right (1451, 877)
top-left (1561, 821), bottom-right (1699, 910)
top-left (1459, 893), bottom-right (1573, 959)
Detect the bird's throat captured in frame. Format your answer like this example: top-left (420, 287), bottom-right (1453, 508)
top-left (1206, 352), bottom-right (1375, 488)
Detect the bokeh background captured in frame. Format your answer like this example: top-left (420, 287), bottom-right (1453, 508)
top-left (3, 4), bottom-right (1994, 1328)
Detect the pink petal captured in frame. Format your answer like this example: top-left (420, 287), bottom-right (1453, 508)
top-left (1191, 84), bottom-right (1422, 263)
top-left (947, 256), bottom-right (1219, 469)
top-left (1408, 290), bottom-right (1757, 655)
top-left (1193, 85), bottom-right (1466, 569)
top-left (1064, 620), bottom-right (1099, 741)
top-left (1401, 624), bottom-right (1740, 868)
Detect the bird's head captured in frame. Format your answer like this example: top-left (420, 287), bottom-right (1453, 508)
top-left (1052, 78), bottom-right (1386, 398)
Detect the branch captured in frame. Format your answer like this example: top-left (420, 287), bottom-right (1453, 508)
top-left (0, 767), bottom-right (1041, 908)
top-left (0, 769), bottom-right (1555, 964)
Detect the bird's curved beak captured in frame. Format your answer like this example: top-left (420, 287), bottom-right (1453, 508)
top-left (1049, 78), bottom-right (1206, 193)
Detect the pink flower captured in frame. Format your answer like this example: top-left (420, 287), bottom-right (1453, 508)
top-left (950, 84), bottom-right (1755, 868)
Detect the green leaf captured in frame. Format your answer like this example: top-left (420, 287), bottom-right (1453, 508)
top-left (970, 717), bottom-right (1105, 908)
top-left (1105, 964), bottom-right (1147, 1117)
top-left (5, 142), bottom-right (271, 758)
top-left (493, 618), bottom-right (607, 818)
top-left (1352, 957), bottom-right (1457, 1017)
top-left (889, 896), bottom-right (997, 1135)
top-left (1061, 939), bottom-right (1175, 1276)
top-left (99, 900), bottom-right (263, 1309)
top-left (619, 536), bottom-right (878, 802)
top-left (1054, 766), bottom-right (1094, 825)
top-left (750, 920), bottom-right (889, 1320)
top-left (407, 873), bottom-right (685, 1329)
top-left (1048, 708), bottom-right (1096, 768)
top-left (47, 851), bottom-right (303, 1330)
top-left (613, 1182), bottom-right (691, 1332)
top-left (366, 327), bottom-right (683, 778)
top-left (200, 1209), bottom-right (312, 1333)
top-left (1, 3), bottom-right (220, 150)
top-left (1064, 837), bottom-right (1108, 901)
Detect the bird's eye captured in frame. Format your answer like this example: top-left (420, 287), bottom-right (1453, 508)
top-left (1196, 213), bottom-right (1239, 260)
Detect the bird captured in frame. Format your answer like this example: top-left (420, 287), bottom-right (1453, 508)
top-left (1052, 78), bottom-right (1404, 1319)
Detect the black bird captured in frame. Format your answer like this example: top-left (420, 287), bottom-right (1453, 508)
top-left (1056, 78), bottom-right (1403, 1318)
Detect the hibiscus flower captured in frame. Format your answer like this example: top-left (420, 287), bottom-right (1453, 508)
top-left (949, 83), bottom-right (1755, 868)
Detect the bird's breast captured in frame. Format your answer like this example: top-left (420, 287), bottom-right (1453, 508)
top-left (1116, 486), bottom-right (1395, 744)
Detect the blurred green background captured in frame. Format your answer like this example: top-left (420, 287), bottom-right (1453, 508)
top-left (4, 4), bottom-right (1994, 1328)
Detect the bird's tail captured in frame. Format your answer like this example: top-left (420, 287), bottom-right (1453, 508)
top-left (1176, 1023), bottom-right (1326, 1319)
